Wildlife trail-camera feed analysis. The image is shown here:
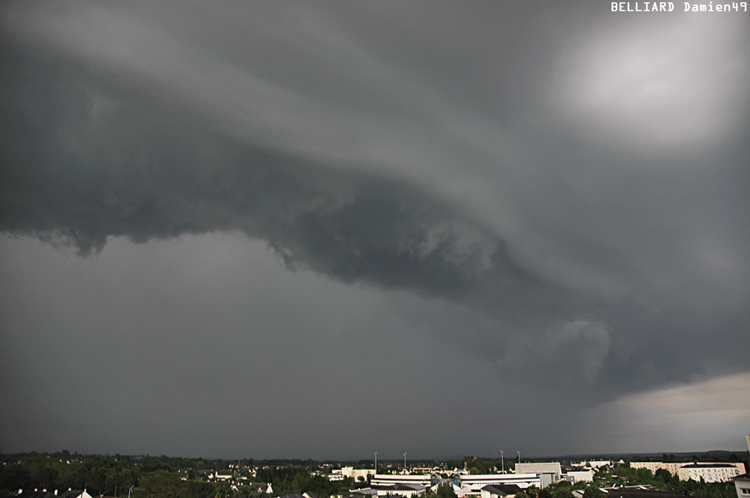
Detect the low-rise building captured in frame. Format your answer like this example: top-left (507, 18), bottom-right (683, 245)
top-left (631, 461), bottom-right (745, 479)
top-left (677, 464), bottom-right (742, 483)
top-left (342, 467), bottom-right (376, 481)
top-left (733, 474), bottom-right (750, 498)
top-left (368, 474), bottom-right (541, 498)
top-left (480, 484), bottom-right (522, 498)
top-left (375, 484), bottom-right (426, 497)
top-left (453, 474), bottom-right (542, 496)
top-left (279, 492), bottom-right (318, 498)
top-left (515, 463), bottom-right (562, 480)
top-left (371, 475), bottom-right (433, 487)
top-left (564, 471), bottom-right (594, 483)
top-left (630, 463), bottom-right (663, 474)
top-left (350, 484), bottom-right (426, 498)
top-left (214, 470), bottom-right (234, 481)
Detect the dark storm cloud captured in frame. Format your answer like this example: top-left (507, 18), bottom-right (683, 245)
top-left (1, 0), bottom-right (750, 457)
top-left (0, 39), bottom-right (544, 306)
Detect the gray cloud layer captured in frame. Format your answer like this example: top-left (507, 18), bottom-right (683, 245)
top-left (1, 1), bottom-right (749, 457)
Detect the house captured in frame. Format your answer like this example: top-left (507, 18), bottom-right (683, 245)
top-left (215, 470), bottom-right (234, 481)
top-left (249, 482), bottom-right (273, 494)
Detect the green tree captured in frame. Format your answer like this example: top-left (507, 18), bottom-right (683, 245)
top-left (290, 471), bottom-right (310, 493)
top-left (140, 470), bottom-right (183, 498)
top-left (463, 458), bottom-right (487, 475)
top-left (236, 485), bottom-right (265, 498)
top-left (654, 469), bottom-right (671, 484)
top-left (552, 488), bottom-right (573, 498)
top-left (36, 463), bottom-right (60, 490)
top-left (436, 483), bottom-right (457, 498)
top-left (582, 485), bottom-right (605, 498)
top-left (215, 481), bottom-right (233, 498)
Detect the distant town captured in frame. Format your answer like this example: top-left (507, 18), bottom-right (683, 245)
top-left (3, 438), bottom-right (750, 498)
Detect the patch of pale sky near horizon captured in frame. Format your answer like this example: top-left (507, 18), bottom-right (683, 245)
top-left (583, 372), bottom-right (750, 453)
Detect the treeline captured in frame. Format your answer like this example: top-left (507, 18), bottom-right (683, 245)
top-left (0, 456), bottom-right (215, 497)
top-left (624, 452), bottom-right (748, 464)
top-left (1, 455), bottom-right (141, 496)
top-left (0, 455), bottom-right (354, 498)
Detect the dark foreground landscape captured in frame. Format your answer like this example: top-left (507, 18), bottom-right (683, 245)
top-left (2, 451), bottom-right (748, 498)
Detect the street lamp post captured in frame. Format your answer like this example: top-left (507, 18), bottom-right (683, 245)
top-left (517, 451), bottom-right (521, 465)
top-left (374, 452), bottom-right (378, 475)
top-left (500, 450), bottom-right (504, 473)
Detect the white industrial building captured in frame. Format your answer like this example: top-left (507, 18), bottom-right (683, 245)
top-left (458, 474), bottom-right (542, 495)
top-left (515, 463), bottom-right (562, 478)
top-left (371, 475), bottom-right (433, 487)
top-left (366, 462), bottom-right (598, 496)
top-left (372, 484), bottom-right (427, 497)
top-left (514, 463), bottom-right (561, 487)
top-left (339, 467), bottom-right (376, 481)
top-left (362, 465), bottom-right (592, 498)
top-left (368, 474), bottom-right (541, 498)
top-left (515, 462), bottom-right (592, 485)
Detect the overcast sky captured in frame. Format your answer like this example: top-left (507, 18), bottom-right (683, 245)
top-left (1, 1), bottom-right (749, 460)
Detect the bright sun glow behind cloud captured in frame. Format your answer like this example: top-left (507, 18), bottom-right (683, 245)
top-left (558, 16), bottom-right (749, 151)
